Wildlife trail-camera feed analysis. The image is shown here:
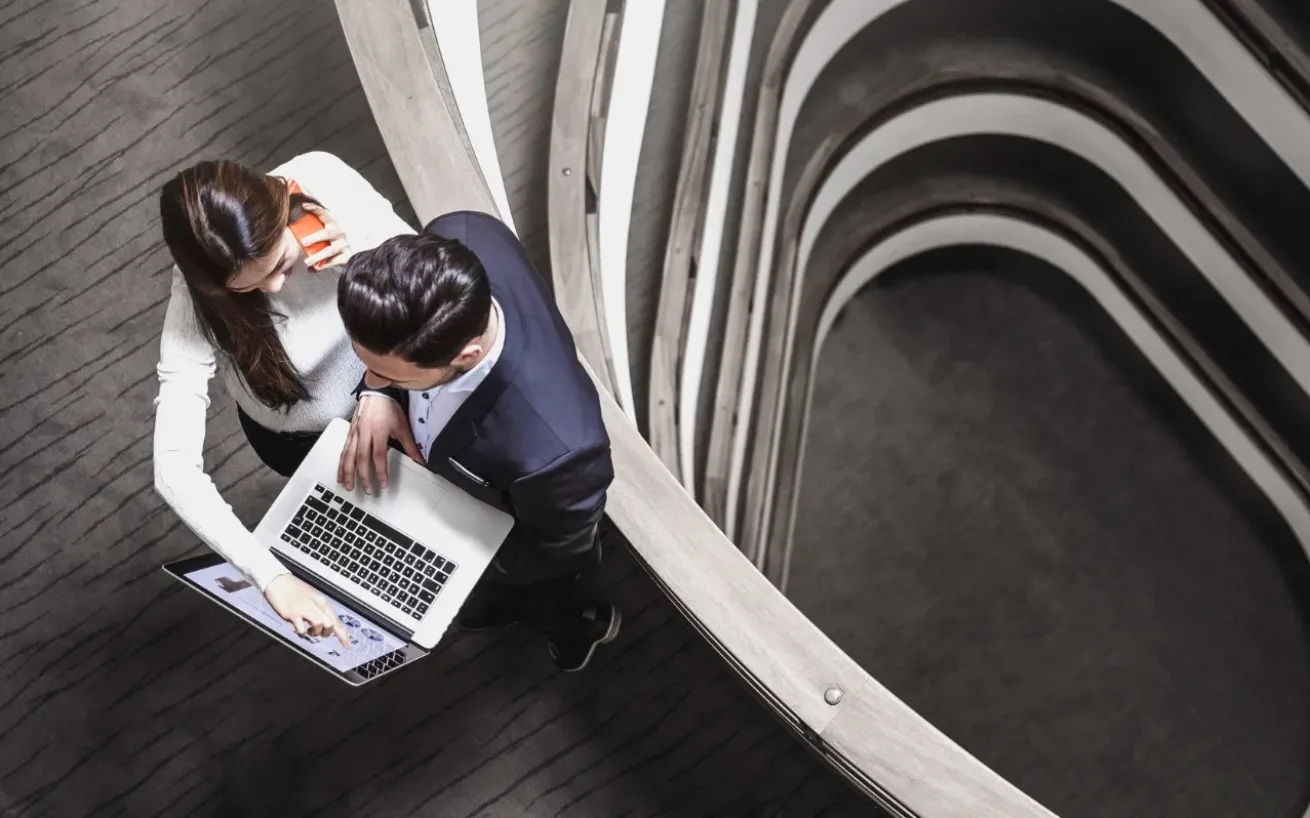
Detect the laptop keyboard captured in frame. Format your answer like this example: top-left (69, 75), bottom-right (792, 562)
top-left (356, 649), bottom-right (408, 681)
top-left (279, 484), bottom-right (457, 619)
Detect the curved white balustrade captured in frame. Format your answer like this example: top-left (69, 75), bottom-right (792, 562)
top-left (598, 0), bottom-right (665, 418)
top-left (777, 214), bottom-right (1310, 604)
top-left (427, 0), bottom-right (517, 234)
top-left (723, 0), bottom-right (1310, 546)
top-left (742, 91), bottom-right (1310, 561)
top-left (548, 0), bottom-right (618, 401)
top-left (675, 0), bottom-right (760, 498)
top-left (703, 0), bottom-right (821, 529)
top-left (649, 1), bottom-right (733, 479)
top-left (787, 219), bottom-right (1310, 818)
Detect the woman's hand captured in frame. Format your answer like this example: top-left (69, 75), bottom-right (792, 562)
top-left (299, 202), bottom-right (351, 270)
top-left (339, 394), bottom-right (425, 495)
top-left (265, 574), bottom-right (352, 649)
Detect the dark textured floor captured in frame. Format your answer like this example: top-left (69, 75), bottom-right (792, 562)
top-left (788, 252), bottom-right (1310, 818)
top-left (0, 1), bottom-right (873, 816)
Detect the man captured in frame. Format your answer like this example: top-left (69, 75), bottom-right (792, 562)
top-left (335, 210), bottom-right (619, 672)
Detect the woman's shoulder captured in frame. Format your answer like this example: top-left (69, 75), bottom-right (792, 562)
top-left (158, 266), bottom-right (219, 364)
top-left (270, 152), bottom-right (373, 200)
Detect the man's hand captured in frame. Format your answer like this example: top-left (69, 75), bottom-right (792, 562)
top-left (265, 574), bottom-right (352, 649)
top-left (339, 394), bottom-right (424, 495)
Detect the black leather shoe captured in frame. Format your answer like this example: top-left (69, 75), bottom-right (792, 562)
top-left (547, 605), bottom-right (621, 672)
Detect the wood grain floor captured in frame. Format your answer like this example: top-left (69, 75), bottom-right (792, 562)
top-left (0, 1), bottom-right (874, 815)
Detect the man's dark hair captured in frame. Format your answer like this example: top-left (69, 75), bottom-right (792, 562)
top-left (338, 233), bottom-right (492, 367)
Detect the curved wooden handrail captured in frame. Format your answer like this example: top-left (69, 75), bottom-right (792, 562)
top-left (717, 0), bottom-right (1310, 556)
top-left (736, 41), bottom-right (1310, 562)
top-left (648, 0), bottom-right (732, 479)
top-left (597, 0), bottom-right (665, 418)
top-left (333, 1), bottom-right (1057, 814)
top-left (732, 31), bottom-right (1310, 569)
top-left (702, 0), bottom-right (824, 533)
top-left (781, 213), bottom-right (1310, 818)
top-left (676, 0), bottom-right (761, 497)
top-left (768, 186), bottom-right (1310, 592)
top-left (546, 0), bottom-right (618, 401)
top-left (1205, 0), bottom-right (1310, 99)
top-left (742, 91), bottom-right (1310, 568)
top-left (1128, 0), bottom-right (1310, 187)
top-left (426, 0), bottom-right (517, 234)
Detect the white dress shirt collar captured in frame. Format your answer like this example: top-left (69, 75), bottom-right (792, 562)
top-left (409, 298), bottom-right (506, 460)
top-left (444, 297), bottom-right (506, 394)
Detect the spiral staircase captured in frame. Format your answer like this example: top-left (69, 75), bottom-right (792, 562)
top-left (4, 0), bottom-right (1310, 815)
top-left (333, 0), bottom-right (1310, 815)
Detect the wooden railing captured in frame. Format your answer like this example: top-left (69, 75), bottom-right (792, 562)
top-left (547, 0), bottom-right (619, 401)
top-left (332, 0), bottom-right (1058, 814)
top-left (768, 188), bottom-right (1310, 590)
top-left (647, 0), bottom-right (732, 479)
top-left (703, 0), bottom-right (825, 535)
top-left (745, 91), bottom-right (1310, 584)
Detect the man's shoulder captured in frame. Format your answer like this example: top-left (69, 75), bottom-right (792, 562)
top-left (427, 211), bottom-right (522, 264)
top-left (485, 378), bottom-right (608, 469)
top-left (426, 209), bottom-right (508, 236)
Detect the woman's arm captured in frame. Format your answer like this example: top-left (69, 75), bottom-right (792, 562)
top-left (152, 270), bottom-right (290, 592)
top-left (278, 151), bottom-right (417, 251)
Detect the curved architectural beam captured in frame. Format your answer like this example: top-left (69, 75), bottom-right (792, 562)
top-left (598, 0), bottom-right (665, 417)
top-left (716, 0), bottom-right (1310, 547)
top-left (704, 0), bottom-right (823, 528)
top-left (780, 216), bottom-right (1310, 653)
top-left (648, 1), bottom-right (732, 478)
top-left (675, 0), bottom-right (760, 497)
top-left (759, 158), bottom-right (1310, 586)
top-left (739, 92), bottom-right (1310, 562)
top-left (1210, 0), bottom-right (1310, 98)
top-left (547, 0), bottom-right (618, 399)
top-left (427, 0), bottom-right (517, 233)
top-left (334, 1), bottom-right (1058, 814)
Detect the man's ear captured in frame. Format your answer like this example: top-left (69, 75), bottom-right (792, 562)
top-left (453, 342), bottom-right (483, 368)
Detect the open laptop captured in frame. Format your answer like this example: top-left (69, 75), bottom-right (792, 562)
top-left (164, 418), bottom-right (515, 686)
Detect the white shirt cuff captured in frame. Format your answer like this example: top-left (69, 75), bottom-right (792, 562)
top-left (249, 548), bottom-right (294, 593)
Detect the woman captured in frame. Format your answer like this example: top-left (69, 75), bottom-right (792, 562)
top-left (154, 152), bottom-right (416, 646)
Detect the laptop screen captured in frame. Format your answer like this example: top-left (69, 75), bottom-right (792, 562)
top-left (169, 555), bottom-right (424, 683)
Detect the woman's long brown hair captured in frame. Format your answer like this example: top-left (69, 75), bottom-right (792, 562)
top-left (159, 160), bottom-right (320, 410)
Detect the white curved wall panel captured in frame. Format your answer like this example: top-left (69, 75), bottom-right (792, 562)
top-left (598, 0), bottom-right (666, 418)
top-left (676, 0), bottom-right (760, 499)
top-left (782, 214), bottom-right (1310, 601)
top-left (725, 0), bottom-right (1310, 542)
top-left (428, 0), bottom-right (517, 231)
top-left (747, 91), bottom-right (1310, 555)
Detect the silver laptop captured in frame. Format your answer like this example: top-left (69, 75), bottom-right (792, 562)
top-left (164, 417), bottom-right (515, 685)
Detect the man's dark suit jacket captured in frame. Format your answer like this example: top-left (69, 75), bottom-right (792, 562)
top-left (372, 211), bottom-right (614, 586)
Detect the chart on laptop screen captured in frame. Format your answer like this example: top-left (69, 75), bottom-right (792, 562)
top-left (185, 561), bottom-right (407, 672)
